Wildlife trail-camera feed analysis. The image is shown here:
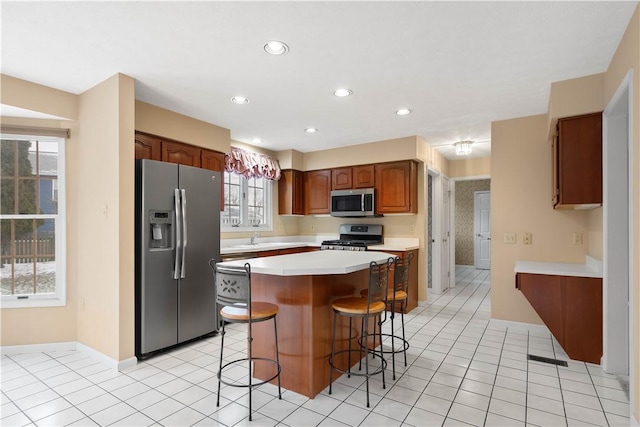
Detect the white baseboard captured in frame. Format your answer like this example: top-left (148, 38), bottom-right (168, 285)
top-left (0, 341), bottom-right (76, 356)
top-left (489, 318), bottom-right (551, 335)
top-left (1, 341), bottom-right (137, 372)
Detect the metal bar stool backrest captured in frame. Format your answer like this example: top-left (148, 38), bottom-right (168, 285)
top-left (215, 263), bottom-right (252, 311)
top-left (366, 259), bottom-right (391, 313)
top-left (393, 252), bottom-right (414, 293)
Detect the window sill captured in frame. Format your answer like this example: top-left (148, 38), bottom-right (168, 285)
top-left (221, 225), bottom-right (273, 233)
top-left (1, 296), bottom-right (66, 309)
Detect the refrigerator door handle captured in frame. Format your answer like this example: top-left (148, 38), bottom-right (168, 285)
top-left (174, 188), bottom-right (182, 280)
top-left (180, 188), bottom-right (187, 279)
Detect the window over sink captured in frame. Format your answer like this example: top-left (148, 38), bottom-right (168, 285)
top-left (221, 171), bottom-right (272, 231)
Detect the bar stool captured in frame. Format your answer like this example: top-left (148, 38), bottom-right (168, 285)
top-left (210, 260), bottom-right (282, 421)
top-left (329, 260), bottom-right (390, 407)
top-left (361, 253), bottom-right (413, 379)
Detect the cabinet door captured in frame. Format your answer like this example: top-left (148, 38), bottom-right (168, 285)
top-left (331, 167), bottom-right (352, 190)
top-left (375, 161), bottom-right (417, 213)
top-left (162, 141), bottom-right (202, 167)
top-left (555, 112), bottom-right (602, 209)
top-left (201, 149), bottom-right (226, 211)
top-left (279, 169), bottom-right (304, 215)
top-left (305, 170), bottom-right (331, 214)
top-left (353, 165), bottom-right (375, 188)
top-left (134, 132), bottom-right (161, 160)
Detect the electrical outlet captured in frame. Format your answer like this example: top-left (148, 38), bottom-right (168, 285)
top-left (503, 232), bottom-right (517, 244)
top-left (573, 232), bottom-right (583, 245)
top-left (311, 224), bottom-right (315, 231)
top-left (523, 232), bottom-right (532, 245)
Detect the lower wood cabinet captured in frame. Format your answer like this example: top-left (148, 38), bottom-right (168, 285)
top-left (516, 272), bottom-right (602, 364)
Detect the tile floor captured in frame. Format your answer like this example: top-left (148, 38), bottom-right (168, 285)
top-left (1, 267), bottom-right (632, 426)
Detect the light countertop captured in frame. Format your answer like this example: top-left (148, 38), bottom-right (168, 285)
top-left (217, 250), bottom-right (396, 276)
top-left (220, 237), bottom-right (419, 255)
top-left (514, 256), bottom-right (603, 278)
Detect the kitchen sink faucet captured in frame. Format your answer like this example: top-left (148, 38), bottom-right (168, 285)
top-left (251, 232), bottom-right (262, 245)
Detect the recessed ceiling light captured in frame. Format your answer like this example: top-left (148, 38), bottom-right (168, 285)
top-left (231, 96), bottom-right (250, 104)
top-left (251, 138), bottom-right (262, 144)
top-left (334, 88), bottom-right (353, 97)
top-left (264, 40), bottom-right (289, 55)
top-left (305, 128), bottom-right (318, 133)
top-left (396, 108), bottom-right (412, 116)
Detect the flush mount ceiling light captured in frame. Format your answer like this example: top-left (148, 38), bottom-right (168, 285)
top-left (231, 96), bottom-right (250, 104)
top-left (454, 140), bottom-right (473, 156)
top-left (396, 108), bottom-right (412, 116)
top-left (264, 40), bottom-right (289, 55)
top-left (251, 138), bottom-right (262, 144)
top-left (333, 88), bottom-right (353, 97)
top-left (305, 128), bottom-right (318, 133)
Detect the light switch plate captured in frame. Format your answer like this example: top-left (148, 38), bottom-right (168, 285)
top-left (503, 232), bottom-right (517, 244)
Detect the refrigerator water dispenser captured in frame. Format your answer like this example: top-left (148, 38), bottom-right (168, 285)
top-left (149, 210), bottom-right (172, 249)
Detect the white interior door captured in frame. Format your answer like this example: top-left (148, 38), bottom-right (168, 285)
top-left (441, 177), bottom-right (450, 291)
top-left (474, 191), bottom-right (491, 270)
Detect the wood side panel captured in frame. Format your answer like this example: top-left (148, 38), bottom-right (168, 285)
top-left (250, 270), bottom-right (369, 398)
top-left (517, 273), bottom-right (564, 344)
top-left (563, 276), bottom-right (603, 364)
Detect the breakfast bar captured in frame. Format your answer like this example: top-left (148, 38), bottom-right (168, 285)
top-left (216, 250), bottom-right (395, 398)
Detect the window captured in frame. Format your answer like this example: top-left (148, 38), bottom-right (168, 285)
top-left (0, 134), bottom-right (66, 308)
top-left (221, 171), bottom-right (272, 231)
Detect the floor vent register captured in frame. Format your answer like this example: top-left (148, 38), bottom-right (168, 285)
top-left (527, 354), bottom-right (569, 367)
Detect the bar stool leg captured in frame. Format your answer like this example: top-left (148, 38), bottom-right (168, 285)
top-left (363, 313), bottom-right (370, 407)
top-left (329, 311), bottom-right (337, 395)
top-left (217, 323), bottom-right (225, 407)
top-left (390, 304), bottom-right (397, 380)
top-left (273, 316), bottom-right (282, 399)
top-left (248, 322), bottom-right (253, 421)
top-left (378, 314), bottom-right (386, 389)
top-left (401, 301), bottom-right (408, 367)
top-left (347, 318), bottom-right (352, 377)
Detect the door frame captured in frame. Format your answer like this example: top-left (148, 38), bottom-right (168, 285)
top-left (474, 190), bottom-right (491, 269)
top-left (602, 68), bottom-right (634, 416)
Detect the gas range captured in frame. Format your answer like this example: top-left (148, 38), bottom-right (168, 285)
top-left (320, 224), bottom-right (383, 251)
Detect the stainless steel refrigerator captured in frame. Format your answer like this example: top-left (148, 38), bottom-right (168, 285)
top-left (135, 159), bottom-right (220, 359)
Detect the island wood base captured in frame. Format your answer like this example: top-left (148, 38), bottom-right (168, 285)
top-left (248, 269), bottom-right (371, 399)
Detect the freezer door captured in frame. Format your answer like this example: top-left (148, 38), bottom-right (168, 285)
top-left (136, 160), bottom-right (179, 356)
top-left (177, 164), bottom-right (221, 342)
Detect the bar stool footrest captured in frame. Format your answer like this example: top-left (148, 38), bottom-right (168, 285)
top-left (329, 349), bottom-right (387, 377)
top-left (218, 357), bottom-right (281, 388)
top-left (359, 333), bottom-right (409, 354)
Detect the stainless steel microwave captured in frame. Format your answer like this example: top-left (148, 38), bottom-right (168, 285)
top-left (330, 188), bottom-right (375, 217)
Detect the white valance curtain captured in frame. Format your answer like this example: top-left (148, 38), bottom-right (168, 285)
top-left (224, 146), bottom-right (281, 180)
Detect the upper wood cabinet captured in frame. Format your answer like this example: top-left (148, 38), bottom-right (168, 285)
top-left (353, 164), bottom-right (375, 188)
top-left (331, 168), bottom-right (352, 190)
top-left (162, 140), bottom-right (202, 168)
top-left (134, 132), bottom-right (162, 161)
top-left (134, 131), bottom-right (226, 210)
top-left (201, 149), bottom-right (225, 172)
top-left (553, 112), bottom-right (602, 209)
top-left (305, 169), bottom-right (331, 214)
top-left (279, 169), bottom-right (305, 215)
top-left (375, 161), bottom-right (417, 214)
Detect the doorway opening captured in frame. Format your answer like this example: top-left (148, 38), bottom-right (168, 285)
top-left (602, 69), bottom-right (633, 411)
top-left (452, 178), bottom-right (491, 271)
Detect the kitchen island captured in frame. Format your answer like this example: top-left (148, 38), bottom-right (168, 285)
top-left (216, 250), bottom-right (395, 398)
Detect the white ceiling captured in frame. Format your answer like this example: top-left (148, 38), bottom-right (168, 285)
top-left (1, 1), bottom-right (637, 159)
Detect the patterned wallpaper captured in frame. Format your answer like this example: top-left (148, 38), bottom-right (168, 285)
top-left (455, 179), bottom-right (491, 266)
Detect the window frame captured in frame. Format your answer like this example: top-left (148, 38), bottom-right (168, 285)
top-left (221, 171), bottom-right (273, 232)
top-left (1, 134), bottom-right (66, 308)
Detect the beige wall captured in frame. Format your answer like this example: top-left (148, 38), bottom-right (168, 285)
top-left (603, 4), bottom-right (639, 420)
top-left (491, 114), bottom-right (591, 324)
top-left (75, 74), bottom-right (135, 360)
top-left (135, 101), bottom-right (230, 153)
top-left (1, 78), bottom-right (79, 346)
top-left (547, 73), bottom-right (605, 139)
top-left (448, 157), bottom-right (491, 178)
top-left (455, 180), bottom-right (491, 266)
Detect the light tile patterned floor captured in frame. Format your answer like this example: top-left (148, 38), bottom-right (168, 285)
top-left (1, 267), bottom-right (631, 426)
